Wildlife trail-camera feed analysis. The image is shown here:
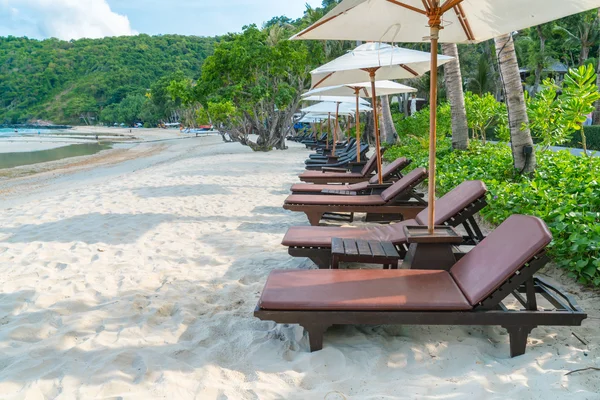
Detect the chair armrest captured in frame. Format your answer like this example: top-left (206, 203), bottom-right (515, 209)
top-left (348, 161), bottom-right (366, 173)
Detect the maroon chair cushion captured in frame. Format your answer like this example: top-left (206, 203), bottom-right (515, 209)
top-left (359, 153), bottom-right (378, 176)
top-left (415, 180), bottom-right (488, 225)
top-left (299, 171), bottom-right (364, 180)
top-left (290, 182), bottom-right (369, 193)
top-left (284, 194), bottom-right (385, 206)
top-left (379, 168), bottom-right (427, 203)
top-left (368, 157), bottom-right (410, 184)
top-left (259, 269), bottom-right (472, 311)
top-left (450, 215), bottom-right (552, 306)
top-left (292, 157), bottom-right (411, 193)
top-left (281, 220), bottom-right (415, 247)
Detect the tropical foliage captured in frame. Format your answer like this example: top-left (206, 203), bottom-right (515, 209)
top-left (385, 139), bottom-right (600, 286)
top-left (0, 34), bottom-right (217, 124)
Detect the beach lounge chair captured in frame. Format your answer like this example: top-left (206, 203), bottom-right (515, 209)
top-left (305, 144), bottom-right (369, 170)
top-left (284, 168), bottom-right (428, 226)
top-left (308, 138), bottom-right (356, 159)
top-left (303, 133), bottom-right (330, 149)
top-left (290, 157), bottom-right (412, 195)
top-left (282, 180), bottom-right (488, 269)
top-left (255, 215), bottom-right (587, 357)
top-left (298, 148), bottom-right (385, 184)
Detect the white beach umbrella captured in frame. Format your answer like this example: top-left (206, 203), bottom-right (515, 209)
top-left (299, 114), bottom-right (329, 123)
top-left (303, 80), bottom-right (417, 98)
top-left (301, 102), bottom-right (371, 114)
top-left (302, 102), bottom-right (373, 155)
top-left (306, 43), bottom-right (452, 185)
top-left (303, 95), bottom-right (371, 106)
top-left (310, 43), bottom-right (453, 89)
top-left (292, 0), bottom-right (600, 233)
top-left (304, 80), bottom-right (417, 162)
top-left (291, 0), bottom-right (600, 44)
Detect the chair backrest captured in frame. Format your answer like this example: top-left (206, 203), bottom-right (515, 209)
top-left (336, 142), bottom-right (356, 158)
top-left (368, 157), bottom-right (410, 184)
top-left (360, 147), bottom-right (385, 176)
top-left (415, 181), bottom-right (488, 226)
top-left (450, 215), bottom-right (552, 306)
top-left (380, 168), bottom-right (427, 202)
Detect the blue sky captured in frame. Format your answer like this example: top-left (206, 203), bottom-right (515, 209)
top-left (108, 0), bottom-right (322, 37)
top-left (0, 0), bottom-right (323, 40)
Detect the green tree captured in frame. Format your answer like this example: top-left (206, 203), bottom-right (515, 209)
top-left (198, 25), bottom-right (313, 151)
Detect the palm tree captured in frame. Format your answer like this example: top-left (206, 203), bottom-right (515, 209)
top-left (467, 53), bottom-right (493, 96)
top-left (380, 95), bottom-right (398, 145)
top-left (553, 13), bottom-right (600, 66)
top-left (442, 43), bottom-right (469, 150)
top-left (495, 34), bottom-right (536, 173)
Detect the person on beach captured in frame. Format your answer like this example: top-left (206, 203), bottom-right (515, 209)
top-left (410, 94), bottom-right (417, 116)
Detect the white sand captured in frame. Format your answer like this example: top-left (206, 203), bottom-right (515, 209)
top-left (0, 136), bottom-right (599, 399)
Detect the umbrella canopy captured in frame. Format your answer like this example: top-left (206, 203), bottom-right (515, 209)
top-left (298, 115), bottom-right (328, 123)
top-left (302, 102), bottom-right (373, 156)
top-left (306, 43), bottom-right (451, 185)
top-left (304, 80), bottom-right (417, 163)
top-left (301, 102), bottom-right (372, 115)
top-left (292, 0), bottom-right (600, 44)
top-left (303, 95), bottom-right (371, 105)
top-left (303, 80), bottom-right (417, 98)
top-left (310, 43), bottom-right (453, 88)
top-left (293, 0), bottom-right (600, 234)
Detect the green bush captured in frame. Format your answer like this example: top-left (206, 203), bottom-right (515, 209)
top-left (565, 126), bottom-right (600, 151)
top-left (385, 141), bottom-right (600, 286)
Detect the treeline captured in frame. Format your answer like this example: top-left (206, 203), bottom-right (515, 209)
top-left (0, 34), bottom-right (218, 125)
top-left (2, 1), bottom-right (599, 131)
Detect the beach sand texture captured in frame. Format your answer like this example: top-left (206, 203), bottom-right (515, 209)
top-left (0, 136), bottom-right (598, 399)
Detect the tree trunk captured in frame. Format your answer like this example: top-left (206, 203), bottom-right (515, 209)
top-left (532, 26), bottom-right (546, 97)
top-left (495, 34), bottom-right (536, 173)
top-left (442, 43), bottom-right (469, 151)
top-left (364, 111), bottom-right (374, 145)
top-left (402, 93), bottom-right (409, 117)
top-left (380, 95), bottom-right (398, 145)
top-left (485, 42), bottom-right (501, 101)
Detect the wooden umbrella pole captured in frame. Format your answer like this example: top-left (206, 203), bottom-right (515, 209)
top-left (368, 69), bottom-right (383, 184)
top-left (333, 102), bottom-right (340, 156)
top-left (355, 88), bottom-right (361, 163)
top-left (427, 23), bottom-right (440, 234)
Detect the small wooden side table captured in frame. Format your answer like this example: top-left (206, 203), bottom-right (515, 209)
top-left (331, 238), bottom-right (401, 270)
top-left (401, 226), bottom-right (464, 271)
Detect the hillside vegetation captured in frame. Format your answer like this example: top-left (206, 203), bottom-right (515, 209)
top-left (0, 34), bottom-right (217, 125)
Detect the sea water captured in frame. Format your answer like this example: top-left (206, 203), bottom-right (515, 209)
top-left (0, 143), bottom-right (112, 169)
top-left (0, 128), bottom-right (43, 137)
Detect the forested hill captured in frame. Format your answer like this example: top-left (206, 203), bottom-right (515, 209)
top-left (0, 34), bottom-right (218, 125)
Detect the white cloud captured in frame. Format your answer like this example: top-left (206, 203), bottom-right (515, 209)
top-left (109, 0), bottom-right (323, 37)
top-left (0, 0), bottom-right (135, 40)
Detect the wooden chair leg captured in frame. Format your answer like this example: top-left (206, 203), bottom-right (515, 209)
top-left (503, 325), bottom-right (535, 357)
top-left (309, 255), bottom-right (331, 269)
top-left (305, 212), bottom-right (323, 226)
top-left (301, 323), bottom-right (332, 352)
top-left (331, 255), bottom-right (340, 270)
